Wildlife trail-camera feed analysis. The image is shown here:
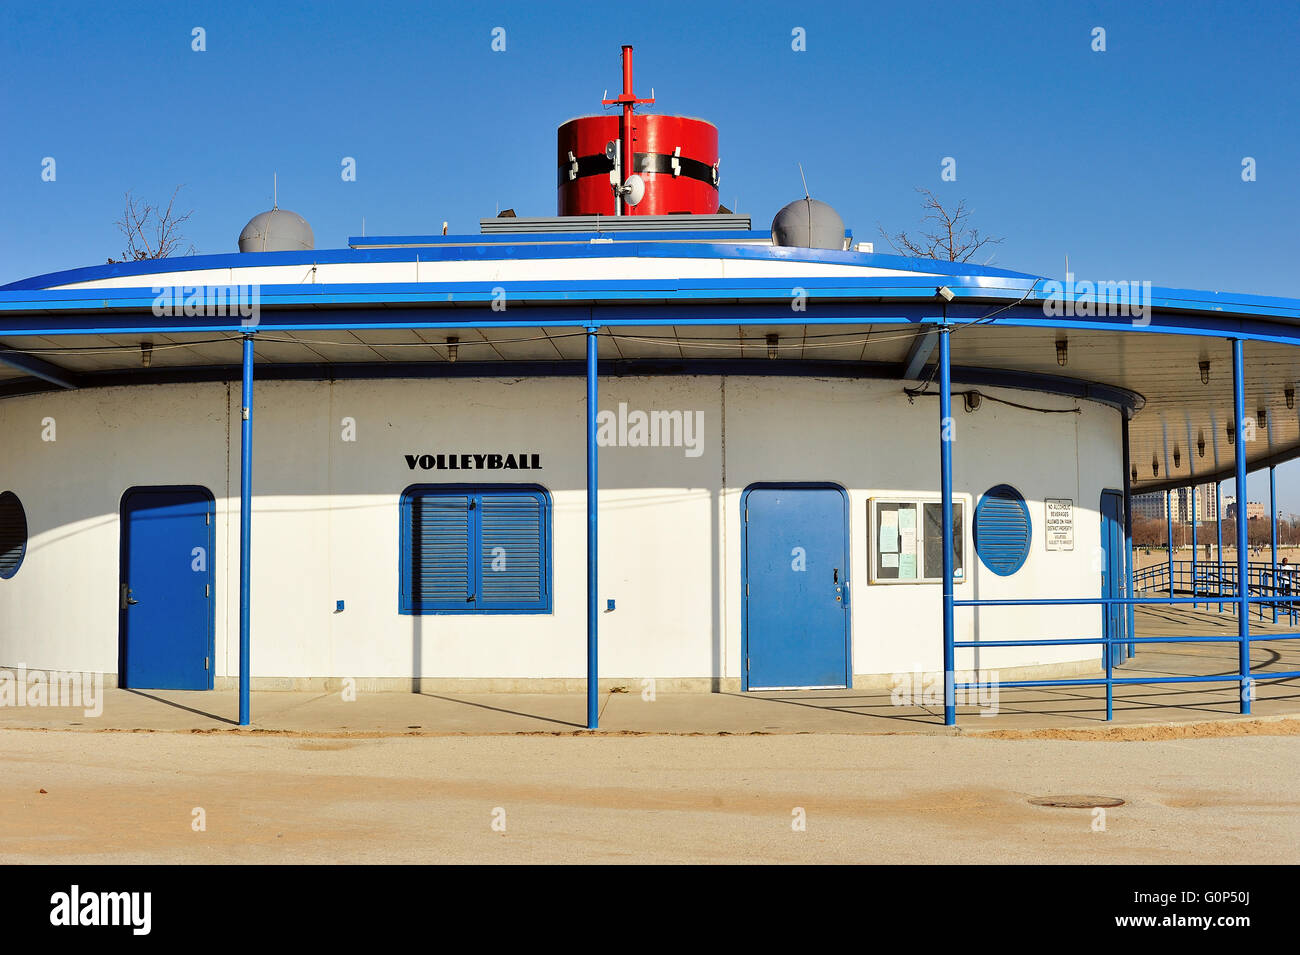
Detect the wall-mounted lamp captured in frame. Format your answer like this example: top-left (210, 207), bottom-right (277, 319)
top-left (1197, 431), bottom-right (1205, 457)
top-left (767, 333), bottom-right (779, 360)
top-left (1173, 445), bottom-right (1181, 468)
top-left (936, 286), bottom-right (955, 303)
top-left (1152, 454), bottom-right (1159, 477)
top-left (1287, 387), bottom-right (1295, 410)
top-left (1258, 407), bottom-right (1267, 426)
top-left (1131, 464), bottom-right (1138, 483)
top-left (140, 342), bottom-right (153, 368)
top-left (963, 391), bottom-right (982, 413)
top-left (1199, 360), bottom-right (1210, 385)
top-left (1228, 420), bottom-right (1235, 446)
top-left (446, 336), bottom-right (459, 362)
top-left (1055, 337), bottom-right (1068, 366)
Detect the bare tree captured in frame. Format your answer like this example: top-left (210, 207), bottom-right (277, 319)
top-left (107, 186), bottom-right (195, 263)
top-left (880, 188), bottom-right (1003, 262)
top-left (1133, 516), bottom-right (1167, 549)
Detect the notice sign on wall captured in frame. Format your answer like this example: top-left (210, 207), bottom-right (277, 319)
top-left (1045, 498), bottom-right (1074, 551)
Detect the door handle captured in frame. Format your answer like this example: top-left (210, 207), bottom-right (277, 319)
top-left (833, 568), bottom-right (839, 584)
top-left (121, 584), bottom-right (138, 608)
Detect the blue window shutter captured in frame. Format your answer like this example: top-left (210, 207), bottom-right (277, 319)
top-left (974, 484), bottom-right (1031, 576)
top-left (410, 493), bottom-right (472, 608)
top-left (401, 484), bottom-right (551, 614)
top-left (479, 493), bottom-right (546, 608)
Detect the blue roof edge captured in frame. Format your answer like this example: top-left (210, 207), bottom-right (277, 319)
top-left (2, 274), bottom-right (1299, 323)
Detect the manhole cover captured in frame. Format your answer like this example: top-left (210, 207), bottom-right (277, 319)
top-left (1028, 794), bottom-right (1125, 808)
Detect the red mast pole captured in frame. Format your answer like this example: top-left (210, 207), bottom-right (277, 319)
top-left (603, 44), bottom-right (654, 215)
top-left (620, 46), bottom-right (635, 210)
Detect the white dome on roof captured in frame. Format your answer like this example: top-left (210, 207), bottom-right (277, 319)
top-left (771, 197), bottom-right (845, 250)
top-left (238, 208), bottom-right (314, 253)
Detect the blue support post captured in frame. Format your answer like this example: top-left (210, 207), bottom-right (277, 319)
top-left (1166, 489), bottom-right (1174, 598)
top-left (1217, 481), bottom-right (1224, 614)
top-left (1121, 413), bottom-right (1136, 659)
top-left (1191, 484), bottom-right (1198, 610)
top-left (1232, 339), bottom-right (1252, 714)
top-left (238, 334), bottom-right (254, 726)
top-left (939, 327), bottom-right (956, 727)
top-left (586, 326), bottom-right (599, 730)
top-left (1270, 465), bottom-right (1278, 624)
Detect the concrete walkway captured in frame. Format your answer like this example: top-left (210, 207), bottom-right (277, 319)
top-left (4, 607), bottom-right (1298, 736)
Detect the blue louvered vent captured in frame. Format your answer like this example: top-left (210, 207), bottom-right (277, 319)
top-left (402, 485), bottom-right (551, 613)
top-left (974, 484), bottom-right (1031, 576)
top-left (0, 491), bottom-right (27, 580)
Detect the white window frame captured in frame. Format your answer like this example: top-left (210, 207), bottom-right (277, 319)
top-left (868, 493), bottom-right (972, 585)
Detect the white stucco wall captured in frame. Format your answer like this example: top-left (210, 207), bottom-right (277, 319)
top-left (0, 375), bottom-right (1121, 685)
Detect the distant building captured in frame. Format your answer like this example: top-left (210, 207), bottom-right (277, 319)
top-left (1133, 484), bottom-right (1218, 522)
top-left (1132, 492), bottom-right (1166, 519)
top-left (1174, 484), bottom-right (1218, 522)
top-left (1224, 497), bottom-right (1267, 521)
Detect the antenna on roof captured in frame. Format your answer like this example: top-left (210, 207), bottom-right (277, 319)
top-left (273, 172), bottom-right (278, 210)
top-left (798, 163), bottom-right (810, 200)
top-left (362, 217), bottom-right (366, 237)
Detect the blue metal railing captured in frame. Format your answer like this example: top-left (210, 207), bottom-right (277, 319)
top-left (1133, 560), bottom-right (1299, 625)
top-left (949, 591), bottom-right (1300, 721)
top-left (935, 334), bottom-right (1300, 726)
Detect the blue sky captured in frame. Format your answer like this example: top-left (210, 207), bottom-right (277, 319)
top-left (2, 0), bottom-right (1298, 507)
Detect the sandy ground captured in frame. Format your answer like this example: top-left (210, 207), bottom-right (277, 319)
top-left (3, 729), bottom-right (1297, 864)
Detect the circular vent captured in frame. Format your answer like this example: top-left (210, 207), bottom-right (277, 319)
top-left (0, 491), bottom-right (28, 579)
top-left (974, 484), bottom-right (1031, 576)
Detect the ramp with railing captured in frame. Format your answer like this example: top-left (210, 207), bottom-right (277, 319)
top-left (1133, 560), bottom-right (1299, 625)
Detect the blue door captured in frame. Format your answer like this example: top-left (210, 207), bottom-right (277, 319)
top-left (1100, 490), bottom-right (1126, 667)
top-left (743, 485), bottom-right (850, 689)
top-left (119, 486), bottom-right (214, 689)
